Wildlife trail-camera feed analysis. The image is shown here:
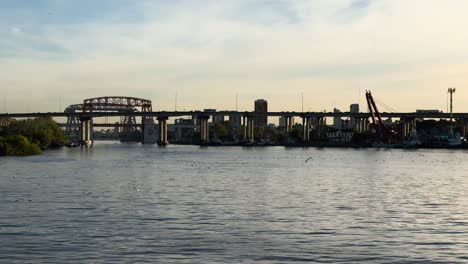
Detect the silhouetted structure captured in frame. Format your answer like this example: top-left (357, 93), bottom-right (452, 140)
top-left (254, 99), bottom-right (268, 127)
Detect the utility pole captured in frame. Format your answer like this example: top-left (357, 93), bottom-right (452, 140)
top-left (301, 92), bottom-right (304, 112)
top-left (448, 88), bottom-right (456, 138)
top-left (175, 91), bottom-right (178, 111)
top-left (236, 92), bottom-right (238, 111)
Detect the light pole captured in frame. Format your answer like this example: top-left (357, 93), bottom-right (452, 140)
top-left (448, 88), bottom-right (456, 138)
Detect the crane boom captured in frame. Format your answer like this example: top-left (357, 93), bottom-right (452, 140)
top-left (365, 90), bottom-right (388, 142)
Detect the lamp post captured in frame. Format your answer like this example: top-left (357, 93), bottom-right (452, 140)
top-left (448, 88), bottom-right (456, 138)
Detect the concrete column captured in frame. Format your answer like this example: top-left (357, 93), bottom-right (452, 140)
top-left (404, 119), bottom-right (415, 138)
top-left (87, 120), bottom-right (92, 143)
top-left (242, 116), bottom-right (248, 141)
top-left (354, 118), bottom-right (359, 133)
top-left (81, 120), bottom-right (86, 143)
top-left (158, 117), bottom-right (168, 146)
top-left (302, 117), bottom-right (310, 142)
top-left (199, 118), bottom-right (204, 143)
top-left (142, 119), bottom-right (157, 144)
top-left (284, 116), bottom-right (290, 135)
top-left (246, 117), bottom-right (255, 143)
top-left (462, 119), bottom-right (468, 138)
top-left (199, 116), bottom-right (209, 144)
top-left (206, 119), bottom-right (208, 141)
top-left (289, 117), bottom-right (294, 134)
top-left (401, 119), bottom-right (414, 138)
top-left (316, 117), bottom-right (322, 141)
top-left (80, 118), bottom-right (92, 146)
top-left (163, 120), bottom-right (168, 142)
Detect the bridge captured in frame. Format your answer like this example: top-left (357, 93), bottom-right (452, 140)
top-left (1, 110), bottom-right (467, 119)
top-left (1, 98), bottom-right (468, 146)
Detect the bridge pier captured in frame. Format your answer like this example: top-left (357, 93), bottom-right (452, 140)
top-left (242, 116), bottom-right (247, 142)
top-left (199, 116), bottom-right (210, 145)
top-left (246, 116), bottom-right (255, 143)
top-left (142, 119), bottom-right (157, 144)
top-left (80, 117), bottom-right (93, 146)
top-left (354, 118), bottom-right (361, 133)
top-left (401, 118), bottom-right (416, 138)
top-left (316, 117), bottom-right (325, 141)
top-left (157, 117), bottom-right (168, 146)
top-left (302, 117), bottom-right (310, 143)
top-left (461, 119), bottom-right (468, 138)
top-left (361, 118), bottom-right (368, 132)
top-left (285, 116), bottom-right (294, 136)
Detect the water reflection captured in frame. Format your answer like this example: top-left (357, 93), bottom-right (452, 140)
top-left (1, 143), bottom-right (468, 263)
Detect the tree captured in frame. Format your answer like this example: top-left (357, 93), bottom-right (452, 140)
top-left (214, 123), bottom-right (228, 139)
top-left (0, 117), bottom-right (67, 156)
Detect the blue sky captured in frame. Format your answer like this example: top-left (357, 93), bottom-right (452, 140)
top-left (1, 0), bottom-right (468, 113)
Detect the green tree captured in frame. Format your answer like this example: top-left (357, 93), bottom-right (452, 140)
top-left (0, 117), bottom-right (67, 156)
top-left (214, 123), bottom-right (228, 139)
top-left (0, 135), bottom-right (41, 156)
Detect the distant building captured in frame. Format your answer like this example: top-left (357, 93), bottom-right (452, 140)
top-left (279, 116), bottom-right (287, 128)
top-left (350, 103), bottom-right (359, 128)
top-left (254, 99), bottom-right (268, 127)
top-left (213, 115), bottom-right (224, 124)
top-left (350, 104), bottom-right (359, 113)
top-left (173, 118), bottom-right (196, 142)
top-left (333, 108), bottom-right (342, 129)
top-left (229, 115), bottom-right (241, 128)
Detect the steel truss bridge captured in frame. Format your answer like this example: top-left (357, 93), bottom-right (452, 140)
top-left (60, 96), bottom-right (155, 143)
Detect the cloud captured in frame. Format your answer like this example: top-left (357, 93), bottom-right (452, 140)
top-left (1, 0), bottom-right (468, 112)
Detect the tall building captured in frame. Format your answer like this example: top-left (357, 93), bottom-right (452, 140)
top-left (350, 104), bottom-right (359, 113)
top-left (229, 115), bottom-right (241, 128)
top-left (350, 104), bottom-right (359, 128)
top-left (279, 116), bottom-right (287, 128)
top-left (254, 99), bottom-right (268, 127)
top-left (333, 108), bottom-right (342, 129)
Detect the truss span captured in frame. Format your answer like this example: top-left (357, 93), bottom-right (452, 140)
top-left (65, 96), bottom-right (153, 142)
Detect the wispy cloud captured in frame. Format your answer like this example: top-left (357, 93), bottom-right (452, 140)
top-left (1, 0), bottom-right (468, 112)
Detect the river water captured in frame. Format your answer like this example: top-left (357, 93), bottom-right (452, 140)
top-left (1, 142), bottom-right (468, 263)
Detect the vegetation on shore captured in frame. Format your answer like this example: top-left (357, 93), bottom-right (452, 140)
top-left (0, 117), bottom-right (68, 156)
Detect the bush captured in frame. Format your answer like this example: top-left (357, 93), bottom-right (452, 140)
top-left (0, 117), bottom-right (66, 156)
top-left (0, 135), bottom-right (41, 156)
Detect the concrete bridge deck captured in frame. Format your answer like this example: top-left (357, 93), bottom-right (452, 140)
top-left (0, 111), bottom-right (464, 119)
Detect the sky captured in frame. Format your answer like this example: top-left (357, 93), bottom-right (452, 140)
top-left (1, 0), bottom-right (468, 113)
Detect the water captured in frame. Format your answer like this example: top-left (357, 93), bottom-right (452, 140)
top-left (1, 142), bottom-right (468, 263)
